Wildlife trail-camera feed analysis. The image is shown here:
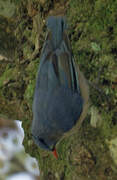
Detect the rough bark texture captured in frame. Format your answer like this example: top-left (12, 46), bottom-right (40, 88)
top-left (0, 0), bottom-right (117, 179)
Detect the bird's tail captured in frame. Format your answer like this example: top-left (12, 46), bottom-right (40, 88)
top-left (46, 16), bottom-right (67, 49)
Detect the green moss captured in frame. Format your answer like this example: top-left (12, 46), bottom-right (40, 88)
top-left (100, 111), bottom-right (113, 138)
top-left (0, 66), bottom-right (13, 87)
top-left (23, 43), bottom-right (34, 59)
top-left (23, 28), bottom-right (32, 41)
top-left (0, 16), bottom-right (16, 58)
top-left (24, 80), bottom-right (35, 106)
top-left (0, 0), bottom-right (117, 179)
top-left (24, 58), bottom-right (39, 107)
top-left (0, 0), bottom-right (16, 18)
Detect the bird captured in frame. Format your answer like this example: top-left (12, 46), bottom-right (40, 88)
top-left (31, 16), bottom-right (89, 159)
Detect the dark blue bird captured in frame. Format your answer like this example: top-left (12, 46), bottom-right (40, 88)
top-left (31, 16), bottom-right (89, 158)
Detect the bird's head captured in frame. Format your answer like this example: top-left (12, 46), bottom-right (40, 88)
top-left (32, 135), bottom-right (58, 159)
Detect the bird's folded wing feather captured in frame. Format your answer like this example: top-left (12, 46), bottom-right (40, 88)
top-left (45, 31), bottom-right (81, 93)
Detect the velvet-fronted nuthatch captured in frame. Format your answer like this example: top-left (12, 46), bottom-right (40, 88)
top-left (31, 16), bottom-right (89, 159)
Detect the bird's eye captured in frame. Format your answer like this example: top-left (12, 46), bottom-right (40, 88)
top-left (38, 138), bottom-right (46, 145)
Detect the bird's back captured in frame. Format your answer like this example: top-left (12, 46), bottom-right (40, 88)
top-left (31, 16), bottom-right (83, 151)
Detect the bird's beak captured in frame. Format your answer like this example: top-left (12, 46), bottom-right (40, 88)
top-left (52, 148), bottom-right (58, 159)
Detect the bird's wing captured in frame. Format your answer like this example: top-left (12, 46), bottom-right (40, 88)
top-left (38, 31), bottom-right (80, 93)
top-left (54, 30), bottom-right (80, 93)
